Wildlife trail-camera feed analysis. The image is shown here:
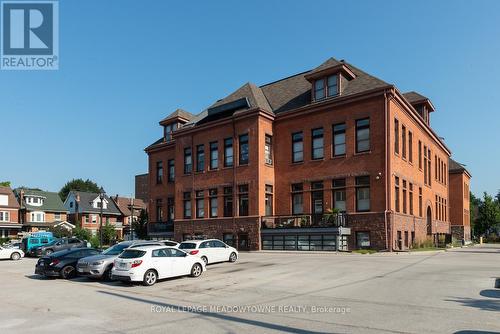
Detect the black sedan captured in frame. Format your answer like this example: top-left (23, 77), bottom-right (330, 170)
top-left (35, 248), bottom-right (101, 279)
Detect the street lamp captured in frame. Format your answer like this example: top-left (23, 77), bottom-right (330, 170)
top-left (99, 187), bottom-right (105, 250)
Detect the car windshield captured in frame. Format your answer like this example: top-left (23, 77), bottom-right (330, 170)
top-left (44, 240), bottom-right (59, 246)
top-left (119, 249), bottom-right (146, 259)
top-left (179, 243), bottom-right (197, 250)
top-left (102, 244), bottom-right (130, 255)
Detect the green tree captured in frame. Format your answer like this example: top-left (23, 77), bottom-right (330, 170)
top-left (475, 192), bottom-right (500, 237)
top-left (100, 222), bottom-right (117, 245)
top-left (49, 226), bottom-right (72, 238)
top-left (133, 209), bottom-right (148, 240)
top-left (59, 178), bottom-right (101, 201)
top-left (0, 181), bottom-right (11, 187)
top-left (73, 226), bottom-right (92, 241)
top-left (470, 192), bottom-right (481, 236)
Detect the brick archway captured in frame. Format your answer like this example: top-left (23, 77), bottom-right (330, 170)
top-left (426, 206), bottom-right (432, 235)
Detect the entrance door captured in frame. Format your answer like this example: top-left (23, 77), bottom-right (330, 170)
top-left (238, 233), bottom-right (249, 251)
top-left (311, 184), bottom-right (324, 225)
top-left (426, 206), bottom-right (432, 235)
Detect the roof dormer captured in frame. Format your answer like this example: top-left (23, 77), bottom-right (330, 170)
top-left (159, 109), bottom-right (195, 142)
top-left (305, 58), bottom-right (356, 102)
top-left (403, 91), bottom-right (435, 126)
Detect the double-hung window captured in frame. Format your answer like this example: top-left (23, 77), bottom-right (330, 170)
top-left (355, 176), bottom-right (370, 212)
top-left (209, 141), bottom-right (218, 170)
top-left (292, 132), bottom-right (303, 163)
top-left (196, 145), bottom-right (204, 172)
top-left (356, 118), bottom-right (370, 153)
top-left (183, 192), bottom-right (192, 219)
top-left (184, 147), bottom-right (192, 174)
top-left (209, 189), bottom-right (218, 218)
top-left (291, 183), bottom-right (303, 215)
top-left (239, 134), bottom-right (249, 165)
top-left (333, 179), bottom-right (346, 212)
top-left (311, 128), bottom-right (324, 160)
top-left (238, 185), bottom-right (249, 216)
top-left (167, 159), bottom-right (175, 182)
top-left (333, 123), bottom-right (346, 156)
top-left (195, 191), bottom-right (204, 218)
top-left (224, 138), bottom-right (233, 167)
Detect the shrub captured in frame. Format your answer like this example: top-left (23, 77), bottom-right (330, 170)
top-left (89, 236), bottom-right (100, 249)
top-left (412, 237), bottom-right (436, 249)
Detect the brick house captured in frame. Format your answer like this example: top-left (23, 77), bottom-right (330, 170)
top-left (64, 191), bottom-right (122, 237)
top-left (0, 186), bottom-right (21, 238)
top-left (448, 159), bottom-right (472, 242)
top-left (15, 188), bottom-right (69, 233)
top-left (145, 57), bottom-right (468, 251)
top-left (110, 195), bottom-right (147, 239)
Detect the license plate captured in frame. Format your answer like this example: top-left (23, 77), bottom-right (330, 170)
top-left (77, 268), bottom-right (83, 272)
top-left (119, 263), bottom-right (127, 268)
top-left (39, 263), bottom-right (44, 267)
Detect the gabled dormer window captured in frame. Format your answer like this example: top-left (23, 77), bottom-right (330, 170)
top-left (314, 75), bottom-right (339, 101)
top-left (164, 122), bottom-right (178, 142)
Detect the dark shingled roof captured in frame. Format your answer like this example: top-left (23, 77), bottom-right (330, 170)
top-left (449, 158), bottom-right (471, 175)
top-left (309, 57), bottom-right (343, 74)
top-left (69, 191), bottom-right (121, 215)
top-left (147, 57), bottom-right (434, 143)
top-left (210, 82), bottom-right (272, 112)
top-left (15, 188), bottom-right (67, 212)
top-left (403, 91), bottom-right (430, 104)
top-left (193, 57), bottom-right (391, 120)
top-left (160, 109), bottom-right (196, 124)
top-left (112, 196), bottom-right (146, 216)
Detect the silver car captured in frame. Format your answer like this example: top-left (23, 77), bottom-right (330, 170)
top-left (76, 240), bottom-right (165, 280)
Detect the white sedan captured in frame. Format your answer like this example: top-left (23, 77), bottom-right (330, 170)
top-left (178, 239), bottom-right (238, 265)
top-left (0, 245), bottom-right (24, 260)
top-left (111, 246), bottom-right (206, 286)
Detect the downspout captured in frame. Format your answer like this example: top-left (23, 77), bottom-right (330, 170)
top-left (232, 117), bottom-right (237, 236)
top-left (191, 133), bottom-right (195, 236)
top-left (384, 91), bottom-right (391, 251)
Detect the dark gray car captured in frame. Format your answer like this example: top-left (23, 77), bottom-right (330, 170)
top-left (33, 238), bottom-right (87, 257)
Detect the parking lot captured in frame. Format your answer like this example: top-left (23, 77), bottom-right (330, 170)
top-left (1, 245), bottom-right (499, 334)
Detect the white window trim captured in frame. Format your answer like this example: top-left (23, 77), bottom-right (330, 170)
top-left (0, 211), bottom-right (10, 222)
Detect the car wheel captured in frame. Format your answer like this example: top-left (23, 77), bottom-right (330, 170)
top-left (45, 249), bottom-right (53, 255)
top-left (229, 252), bottom-right (237, 263)
top-left (143, 270), bottom-right (158, 286)
top-left (190, 263), bottom-right (203, 277)
top-left (61, 265), bottom-right (75, 279)
top-left (10, 252), bottom-right (21, 261)
top-left (201, 256), bottom-right (208, 265)
top-left (103, 266), bottom-right (113, 281)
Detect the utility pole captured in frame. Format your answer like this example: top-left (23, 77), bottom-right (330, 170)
top-left (99, 187), bottom-right (105, 250)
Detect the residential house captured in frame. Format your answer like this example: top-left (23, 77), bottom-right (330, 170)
top-left (0, 186), bottom-right (21, 238)
top-left (64, 191), bottom-right (122, 237)
top-left (111, 195), bottom-right (147, 239)
top-left (15, 188), bottom-right (70, 232)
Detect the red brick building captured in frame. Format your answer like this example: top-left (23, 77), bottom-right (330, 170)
top-left (448, 159), bottom-right (472, 243)
top-left (145, 57), bottom-right (468, 251)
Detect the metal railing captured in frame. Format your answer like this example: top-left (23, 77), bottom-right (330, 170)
top-left (261, 213), bottom-right (348, 229)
